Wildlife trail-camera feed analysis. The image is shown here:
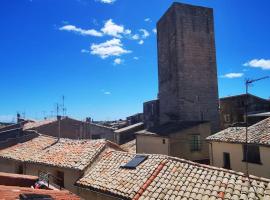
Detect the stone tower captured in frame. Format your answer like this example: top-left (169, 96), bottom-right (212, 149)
top-left (157, 2), bottom-right (220, 133)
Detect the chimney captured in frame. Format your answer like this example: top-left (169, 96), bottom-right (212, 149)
top-left (86, 117), bottom-right (91, 123)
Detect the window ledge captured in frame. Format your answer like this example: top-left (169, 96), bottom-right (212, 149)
top-left (242, 160), bottom-right (263, 165)
top-left (222, 166), bottom-right (231, 170)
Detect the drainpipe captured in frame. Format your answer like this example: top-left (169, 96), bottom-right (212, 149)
top-left (210, 142), bottom-right (214, 165)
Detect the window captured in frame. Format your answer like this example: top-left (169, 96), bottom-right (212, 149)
top-left (243, 144), bottom-right (261, 164)
top-left (162, 139), bottom-right (166, 144)
top-left (56, 171), bottom-right (64, 188)
top-left (223, 152), bottom-right (231, 169)
top-left (224, 114), bottom-right (230, 123)
top-left (92, 134), bottom-right (101, 139)
top-left (190, 134), bottom-right (201, 151)
top-left (16, 164), bottom-right (23, 174)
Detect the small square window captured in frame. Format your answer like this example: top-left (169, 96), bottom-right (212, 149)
top-left (224, 114), bottom-right (230, 123)
top-left (243, 144), bottom-right (261, 164)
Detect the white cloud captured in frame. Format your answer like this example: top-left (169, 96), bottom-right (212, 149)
top-left (152, 28), bottom-right (157, 34)
top-left (90, 38), bottom-right (131, 59)
top-left (97, 0), bottom-right (116, 4)
top-left (131, 34), bottom-right (140, 40)
top-left (243, 59), bottom-right (270, 70)
top-left (59, 25), bottom-right (103, 37)
top-left (104, 91), bottom-right (111, 95)
top-left (133, 57), bottom-right (139, 60)
top-left (113, 58), bottom-right (123, 65)
top-left (221, 73), bottom-right (244, 79)
top-left (138, 40), bottom-right (144, 45)
top-left (125, 29), bottom-right (131, 35)
top-left (101, 19), bottom-right (130, 38)
top-left (144, 18), bottom-right (152, 22)
top-left (139, 29), bottom-right (150, 38)
top-left (81, 49), bottom-right (90, 53)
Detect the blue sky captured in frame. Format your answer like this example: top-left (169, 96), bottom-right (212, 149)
top-left (1, 0), bottom-right (270, 122)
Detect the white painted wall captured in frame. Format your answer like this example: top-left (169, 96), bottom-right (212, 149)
top-left (210, 141), bottom-right (270, 178)
top-left (136, 135), bottom-right (169, 155)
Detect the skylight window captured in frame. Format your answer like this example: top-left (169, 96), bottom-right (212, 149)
top-left (121, 155), bottom-right (148, 169)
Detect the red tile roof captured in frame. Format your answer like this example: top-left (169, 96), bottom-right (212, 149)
top-left (0, 135), bottom-right (121, 171)
top-left (206, 117), bottom-right (270, 145)
top-left (76, 151), bottom-right (270, 199)
top-left (0, 185), bottom-right (80, 200)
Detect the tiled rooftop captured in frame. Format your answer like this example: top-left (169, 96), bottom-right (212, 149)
top-left (121, 139), bottom-right (136, 154)
top-left (114, 122), bottom-right (144, 133)
top-left (0, 185), bottom-right (80, 200)
top-left (206, 117), bottom-right (270, 145)
top-left (23, 119), bottom-right (57, 130)
top-left (0, 172), bottom-right (80, 199)
top-left (0, 135), bottom-right (120, 171)
top-left (76, 151), bottom-right (270, 199)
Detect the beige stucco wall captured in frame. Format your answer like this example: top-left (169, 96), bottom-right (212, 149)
top-left (0, 158), bottom-right (19, 173)
top-left (210, 141), bottom-right (270, 178)
top-left (169, 123), bottom-right (210, 161)
top-left (136, 135), bottom-right (169, 155)
top-left (136, 123), bottom-right (210, 162)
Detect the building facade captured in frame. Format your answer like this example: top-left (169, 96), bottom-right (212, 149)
top-left (207, 117), bottom-right (270, 178)
top-left (136, 121), bottom-right (211, 163)
top-left (219, 94), bottom-right (270, 129)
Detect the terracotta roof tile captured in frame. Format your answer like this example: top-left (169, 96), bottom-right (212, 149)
top-left (0, 135), bottom-right (118, 171)
top-left (206, 117), bottom-right (270, 145)
top-left (76, 151), bottom-right (270, 199)
top-left (121, 139), bottom-right (136, 153)
top-left (23, 119), bottom-right (57, 130)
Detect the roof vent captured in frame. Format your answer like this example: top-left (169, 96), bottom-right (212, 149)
top-left (121, 155), bottom-right (148, 169)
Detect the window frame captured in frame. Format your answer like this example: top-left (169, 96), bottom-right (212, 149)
top-left (190, 134), bottom-right (201, 152)
top-left (242, 144), bottom-right (262, 165)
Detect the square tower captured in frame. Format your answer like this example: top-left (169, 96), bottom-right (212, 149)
top-left (157, 2), bottom-right (220, 133)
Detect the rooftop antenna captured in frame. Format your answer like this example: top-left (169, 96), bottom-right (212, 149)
top-left (245, 76), bottom-right (269, 176)
top-left (56, 103), bottom-right (59, 117)
top-left (62, 95), bottom-right (66, 117)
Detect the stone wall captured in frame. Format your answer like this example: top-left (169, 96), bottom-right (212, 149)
top-left (143, 99), bottom-right (159, 129)
top-left (157, 2), bottom-right (220, 133)
top-left (220, 94), bottom-right (270, 129)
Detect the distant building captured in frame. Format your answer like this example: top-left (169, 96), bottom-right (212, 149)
top-left (126, 113), bottom-right (143, 125)
top-left (0, 116), bottom-right (117, 143)
top-left (219, 94), bottom-right (270, 129)
top-left (0, 134), bottom-right (122, 197)
top-left (143, 99), bottom-right (159, 129)
top-left (136, 121), bottom-right (211, 163)
top-left (207, 117), bottom-right (270, 178)
top-left (0, 172), bottom-right (80, 199)
top-left (114, 122), bottom-right (144, 145)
